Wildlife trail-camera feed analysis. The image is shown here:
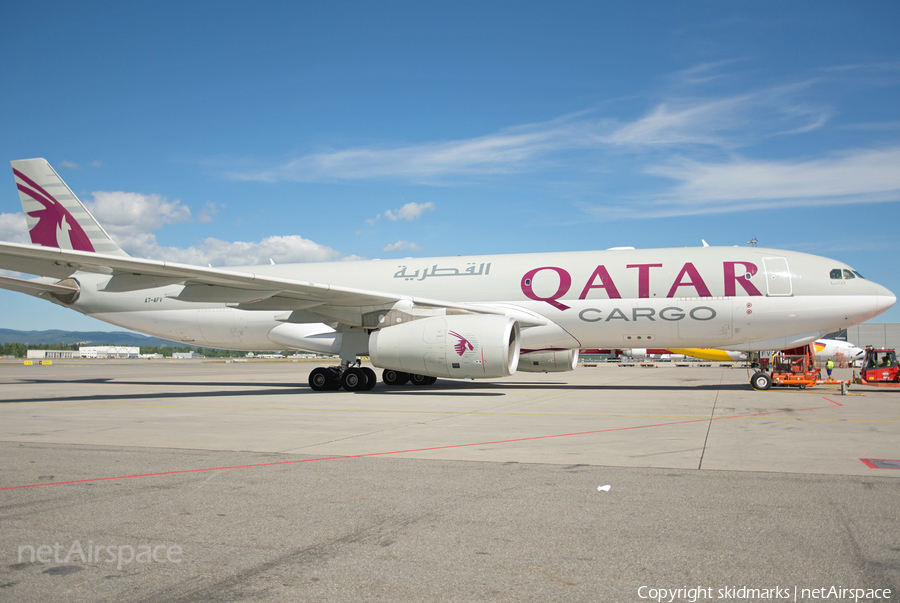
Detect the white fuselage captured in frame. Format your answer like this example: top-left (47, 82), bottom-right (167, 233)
top-left (59, 246), bottom-right (894, 354)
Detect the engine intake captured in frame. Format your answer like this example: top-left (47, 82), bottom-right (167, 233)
top-left (516, 349), bottom-right (579, 373)
top-left (369, 314), bottom-right (520, 379)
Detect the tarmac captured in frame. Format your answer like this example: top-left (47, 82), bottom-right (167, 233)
top-left (0, 359), bottom-right (897, 602)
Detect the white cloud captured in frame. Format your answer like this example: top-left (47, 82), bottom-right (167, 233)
top-left (576, 147), bottom-right (900, 221)
top-left (580, 146), bottom-right (900, 220)
top-left (383, 240), bottom-right (423, 252)
top-left (60, 161), bottom-right (79, 170)
top-left (224, 86), bottom-right (829, 185)
top-left (649, 147), bottom-right (900, 204)
top-left (86, 191), bottom-right (192, 237)
top-left (383, 202), bottom-right (434, 221)
top-left (46, 190), bottom-right (340, 266)
top-left (671, 60), bottom-right (746, 85)
top-left (97, 233), bottom-right (343, 267)
top-left (0, 212), bottom-right (29, 244)
top-left (198, 202), bottom-right (219, 223)
top-left (773, 105), bottom-right (832, 136)
top-left (226, 114), bottom-right (600, 183)
top-left (3, 180), bottom-right (351, 268)
top-left (179, 235), bottom-right (342, 266)
top-left (599, 98), bottom-right (750, 147)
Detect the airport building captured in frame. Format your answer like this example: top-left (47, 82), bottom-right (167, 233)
top-left (25, 349), bottom-right (79, 359)
top-left (79, 346), bottom-right (140, 359)
top-left (829, 323), bottom-right (900, 351)
top-left (26, 346), bottom-right (141, 359)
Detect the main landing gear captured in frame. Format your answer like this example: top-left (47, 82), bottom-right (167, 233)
top-left (307, 362), bottom-right (438, 392)
top-left (308, 362), bottom-right (377, 392)
top-left (381, 369), bottom-right (437, 386)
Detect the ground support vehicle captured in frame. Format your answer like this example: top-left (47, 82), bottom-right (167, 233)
top-left (750, 345), bottom-right (821, 390)
top-left (855, 347), bottom-right (900, 387)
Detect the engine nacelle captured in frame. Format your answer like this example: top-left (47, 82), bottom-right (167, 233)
top-left (516, 349), bottom-right (579, 373)
top-left (369, 314), bottom-right (520, 379)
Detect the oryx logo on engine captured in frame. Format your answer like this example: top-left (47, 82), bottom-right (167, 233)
top-left (448, 331), bottom-right (475, 356)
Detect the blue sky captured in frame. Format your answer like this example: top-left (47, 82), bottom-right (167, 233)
top-left (1, 1), bottom-right (899, 331)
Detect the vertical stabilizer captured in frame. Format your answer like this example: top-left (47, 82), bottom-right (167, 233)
top-left (11, 158), bottom-right (127, 256)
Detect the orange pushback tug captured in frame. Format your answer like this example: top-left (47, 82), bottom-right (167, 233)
top-left (857, 346), bottom-right (900, 386)
top-left (750, 344), bottom-right (821, 390)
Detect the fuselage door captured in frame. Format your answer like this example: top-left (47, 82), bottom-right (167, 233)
top-left (763, 257), bottom-right (793, 297)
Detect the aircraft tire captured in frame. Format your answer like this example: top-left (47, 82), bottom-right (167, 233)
top-left (361, 367), bottom-right (377, 390)
top-left (309, 367), bottom-right (337, 391)
top-left (382, 369), bottom-right (410, 385)
top-left (750, 371), bottom-right (772, 391)
top-left (411, 374), bottom-right (438, 386)
top-left (341, 367), bottom-right (368, 392)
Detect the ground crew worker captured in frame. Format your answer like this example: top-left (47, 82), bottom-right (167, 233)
top-left (826, 358), bottom-right (834, 378)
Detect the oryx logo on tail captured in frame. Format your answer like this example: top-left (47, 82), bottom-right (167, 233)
top-left (449, 330), bottom-right (475, 356)
top-left (14, 168), bottom-right (94, 252)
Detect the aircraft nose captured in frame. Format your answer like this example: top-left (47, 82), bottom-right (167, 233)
top-left (875, 283), bottom-right (897, 315)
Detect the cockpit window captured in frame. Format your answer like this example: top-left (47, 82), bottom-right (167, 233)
top-left (830, 268), bottom-right (864, 280)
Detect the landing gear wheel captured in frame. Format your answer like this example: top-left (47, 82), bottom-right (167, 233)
top-left (382, 369), bottom-right (410, 385)
top-left (309, 367), bottom-right (339, 391)
top-left (411, 374), bottom-right (438, 386)
top-left (361, 367), bottom-right (377, 391)
top-left (341, 367), bottom-right (369, 392)
top-left (750, 371), bottom-right (772, 391)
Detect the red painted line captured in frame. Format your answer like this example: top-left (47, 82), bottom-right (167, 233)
top-left (859, 458), bottom-right (900, 470)
top-left (0, 396), bottom-right (844, 492)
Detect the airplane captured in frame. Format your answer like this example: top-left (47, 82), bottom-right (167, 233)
top-left (622, 348), bottom-right (738, 362)
top-left (0, 158), bottom-right (895, 392)
top-left (810, 339), bottom-right (866, 362)
top-left (623, 339), bottom-right (865, 363)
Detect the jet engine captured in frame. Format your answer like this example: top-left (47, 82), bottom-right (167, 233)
top-left (369, 314), bottom-right (520, 379)
top-left (516, 349), bottom-right (579, 373)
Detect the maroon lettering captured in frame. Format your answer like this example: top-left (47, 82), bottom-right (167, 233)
top-left (521, 267), bottom-right (572, 311)
top-left (666, 263), bottom-right (712, 298)
top-left (579, 265), bottom-right (621, 300)
top-left (626, 264), bottom-right (663, 298)
top-left (724, 261), bottom-right (762, 297)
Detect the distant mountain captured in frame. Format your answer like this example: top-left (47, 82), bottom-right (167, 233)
top-left (0, 328), bottom-right (183, 348)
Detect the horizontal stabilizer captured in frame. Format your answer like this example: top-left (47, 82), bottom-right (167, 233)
top-left (0, 274), bottom-right (80, 303)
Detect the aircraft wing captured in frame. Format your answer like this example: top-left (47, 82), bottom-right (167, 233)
top-left (0, 241), bottom-right (529, 324)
